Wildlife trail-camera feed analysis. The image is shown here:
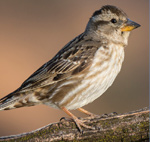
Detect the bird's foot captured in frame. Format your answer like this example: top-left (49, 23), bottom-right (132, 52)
top-left (73, 116), bottom-right (95, 133)
top-left (61, 107), bottom-right (95, 133)
top-left (60, 116), bottom-right (95, 133)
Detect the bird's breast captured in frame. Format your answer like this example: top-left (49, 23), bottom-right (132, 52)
top-left (63, 44), bottom-right (124, 110)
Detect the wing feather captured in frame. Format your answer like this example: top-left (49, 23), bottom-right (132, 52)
top-left (14, 33), bottom-right (101, 92)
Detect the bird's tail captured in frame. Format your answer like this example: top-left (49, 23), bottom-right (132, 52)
top-left (0, 90), bottom-right (41, 111)
top-left (0, 92), bottom-right (21, 111)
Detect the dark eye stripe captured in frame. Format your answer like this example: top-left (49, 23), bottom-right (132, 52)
top-left (94, 20), bottom-right (109, 27)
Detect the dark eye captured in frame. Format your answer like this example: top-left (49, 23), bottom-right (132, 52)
top-left (111, 18), bottom-right (117, 24)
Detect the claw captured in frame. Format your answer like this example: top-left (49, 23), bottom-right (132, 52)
top-left (73, 117), bottom-right (95, 133)
top-left (60, 117), bottom-right (72, 122)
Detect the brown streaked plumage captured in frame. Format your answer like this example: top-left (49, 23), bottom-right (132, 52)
top-left (0, 5), bottom-right (140, 132)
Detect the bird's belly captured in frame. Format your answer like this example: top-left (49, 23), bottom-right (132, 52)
top-left (64, 65), bottom-right (120, 110)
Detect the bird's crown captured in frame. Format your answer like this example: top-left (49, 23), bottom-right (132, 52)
top-left (92, 5), bottom-right (127, 18)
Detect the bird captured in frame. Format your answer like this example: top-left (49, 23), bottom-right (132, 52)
top-left (0, 5), bottom-right (140, 132)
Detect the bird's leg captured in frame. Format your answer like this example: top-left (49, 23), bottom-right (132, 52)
top-left (61, 107), bottom-right (95, 132)
top-left (77, 107), bottom-right (99, 118)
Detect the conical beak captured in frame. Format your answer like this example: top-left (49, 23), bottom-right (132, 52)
top-left (121, 19), bottom-right (141, 31)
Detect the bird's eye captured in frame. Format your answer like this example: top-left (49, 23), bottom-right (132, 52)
top-left (111, 18), bottom-right (117, 24)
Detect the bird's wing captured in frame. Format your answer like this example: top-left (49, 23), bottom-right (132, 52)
top-left (17, 34), bottom-right (101, 92)
top-left (20, 51), bottom-right (100, 92)
top-left (2, 34), bottom-right (101, 97)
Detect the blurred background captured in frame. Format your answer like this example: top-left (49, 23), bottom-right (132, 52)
top-left (0, 0), bottom-right (148, 136)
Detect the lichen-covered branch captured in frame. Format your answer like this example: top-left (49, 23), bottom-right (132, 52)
top-left (0, 107), bottom-right (149, 142)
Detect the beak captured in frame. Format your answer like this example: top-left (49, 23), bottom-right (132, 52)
top-left (121, 19), bottom-right (141, 31)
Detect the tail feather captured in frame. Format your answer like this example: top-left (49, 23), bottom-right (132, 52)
top-left (0, 93), bottom-right (20, 110)
top-left (0, 90), bottom-right (41, 110)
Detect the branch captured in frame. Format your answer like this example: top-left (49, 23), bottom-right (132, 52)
top-left (0, 107), bottom-right (149, 142)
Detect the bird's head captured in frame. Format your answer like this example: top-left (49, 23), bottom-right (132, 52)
top-left (86, 5), bottom-right (140, 46)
